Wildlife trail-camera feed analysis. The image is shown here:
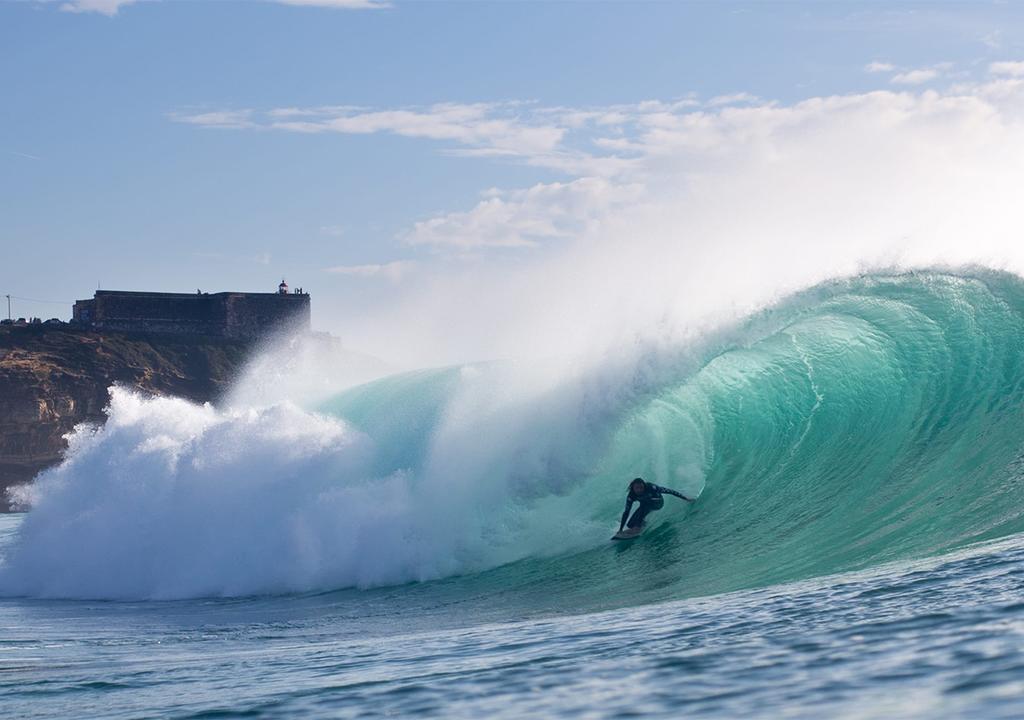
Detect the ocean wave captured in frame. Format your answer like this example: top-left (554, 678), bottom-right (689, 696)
top-left (4, 270), bottom-right (1024, 601)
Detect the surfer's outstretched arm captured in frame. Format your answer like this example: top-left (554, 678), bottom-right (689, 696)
top-left (658, 486), bottom-right (695, 503)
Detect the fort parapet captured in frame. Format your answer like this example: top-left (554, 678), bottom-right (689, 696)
top-left (72, 287), bottom-right (310, 340)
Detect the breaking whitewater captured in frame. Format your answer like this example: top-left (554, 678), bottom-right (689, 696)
top-left (6, 268), bottom-right (1024, 600)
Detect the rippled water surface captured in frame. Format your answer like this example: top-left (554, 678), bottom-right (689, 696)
top-left (4, 511), bottom-right (1024, 719)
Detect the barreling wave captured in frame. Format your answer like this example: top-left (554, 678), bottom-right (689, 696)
top-left (4, 269), bottom-right (1024, 603)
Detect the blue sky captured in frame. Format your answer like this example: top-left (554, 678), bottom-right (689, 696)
top-left (4, 1), bottom-right (1024, 358)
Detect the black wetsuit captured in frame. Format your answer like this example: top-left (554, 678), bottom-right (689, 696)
top-left (620, 483), bottom-right (691, 530)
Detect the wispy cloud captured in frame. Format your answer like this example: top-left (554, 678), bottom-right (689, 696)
top-left (891, 68), bottom-right (940, 85)
top-left (171, 110), bottom-right (255, 130)
top-left (262, 103), bottom-right (567, 160)
top-left (4, 150), bottom-right (43, 161)
top-left (59, 0), bottom-right (138, 15)
top-left (707, 92), bottom-right (761, 107)
top-left (404, 178), bottom-right (643, 251)
top-left (172, 97), bottom-right (744, 181)
top-left (981, 31), bottom-right (1003, 50)
top-left (990, 61), bottom-right (1024, 77)
top-left (324, 261), bottom-right (415, 281)
top-left (40, 0), bottom-right (387, 15)
top-left (865, 61), bottom-right (895, 73)
top-left (275, 0), bottom-right (390, 7)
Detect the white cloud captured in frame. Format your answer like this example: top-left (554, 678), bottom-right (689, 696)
top-left (403, 178), bottom-right (644, 251)
top-left (320, 225), bottom-right (346, 237)
top-left (171, 110), bottom-right (255, 129)
top-left (891, 69), bottom-right (940, 85)
top-left (43, 0), bottom-right (386, 14)
top-left (265, 103), bottom-right (566, 159)
top-left (173, 98), bottom-right (727, 180)
top-left (865, 61), bottom-right (895, 73)
top-left (275, 0), bottom-right (389, 7)
top-left (990, 61), bottom-right (1024, 77)
top-left (173, 74), bottom-right (1024, 278)
top-left (324, 261), bottom-right (415, 281)
top-left (707, 92), bottom-right (761, 107)
top-left (5, 150), bottom-right (43, 161)
top-left (59, 0), bottom-right (137, 14)
top-left (981, 31), bottom-right (1003, 50)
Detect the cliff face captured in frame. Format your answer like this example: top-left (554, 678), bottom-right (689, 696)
top-left (0, 325), bottom-right (253, 511)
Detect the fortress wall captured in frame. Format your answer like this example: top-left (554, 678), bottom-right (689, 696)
top-left (92, 294), bottom-right (227, 336)
top-left (71, 291), bottom-right (310, 338)
top-left (225, 294), bottom-right (310, 339)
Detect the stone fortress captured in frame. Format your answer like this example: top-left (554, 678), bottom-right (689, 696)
top-left (71, 280), bottom-right (310, 340)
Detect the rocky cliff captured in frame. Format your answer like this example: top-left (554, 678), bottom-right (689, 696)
top-left (0, 324), bottom-right (253, 511)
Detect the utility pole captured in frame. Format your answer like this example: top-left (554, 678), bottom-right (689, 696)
top-left (5, 294), bottom-right (10, 321)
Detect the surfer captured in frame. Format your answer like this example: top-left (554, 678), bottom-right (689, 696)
top-left (618, 477), bottom-right (694, 533)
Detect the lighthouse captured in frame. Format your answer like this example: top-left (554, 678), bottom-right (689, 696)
top-left (278, 279), bottom-right (289, 295)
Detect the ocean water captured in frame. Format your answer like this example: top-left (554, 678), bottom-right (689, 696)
top-left (4, 269), bottom-right (1024, 718)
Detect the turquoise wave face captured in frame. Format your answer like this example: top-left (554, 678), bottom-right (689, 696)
top-left (593, 271), bottom-right (1024, 596)
top-left (321, 270), bottom-right (1024, 607)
